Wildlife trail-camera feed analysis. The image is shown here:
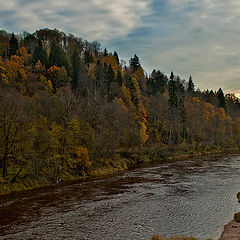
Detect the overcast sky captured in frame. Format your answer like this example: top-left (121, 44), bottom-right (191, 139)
top-left (1, 0), bottom-right (240, 95)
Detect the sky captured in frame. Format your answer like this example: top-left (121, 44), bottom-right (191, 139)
top-left (1, 0), bottom-right (240, 95)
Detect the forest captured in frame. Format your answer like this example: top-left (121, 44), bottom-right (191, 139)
top-left (0, 28), bottom-right (240, 194)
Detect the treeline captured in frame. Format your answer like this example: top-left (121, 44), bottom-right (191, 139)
top-left (0, 28), bottom-right (240, 188)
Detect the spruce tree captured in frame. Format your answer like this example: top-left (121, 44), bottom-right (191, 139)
top-left (116, 70), bottom-right (123, 86)
top-left (217, 88), bottom-right (226, 108)
top-left (33, 40), bottom-right (48, 66)
top-left (71, 48), bottom-right (81, 90)
top-left (113, 51), bottom-right (120, 65)
top-left (103, 48), bottom-right (108, 56)
top-left (96, 60), bottom-right (103, 81)
top-left (9, 33), bottom-right (19, 58)
top-left (129, 54), bottom-right (141, 72)
top-left (187, 76), bottom-right (195, 93)
top-left (153, 70), bottom-right (167, 94)
top-left (168, 72), bottom-right (178, 107)
top-left (106, 64), bottom-right (115, 83)
top-left (49, 43), bottom-right (69, 70)
top-left (84, 50), bottom-right (94, 65)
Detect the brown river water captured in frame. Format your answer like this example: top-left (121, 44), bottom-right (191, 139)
top-left (1, 154), bottom-right (240, 240)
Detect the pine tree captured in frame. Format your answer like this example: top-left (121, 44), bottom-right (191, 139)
top-left (49, 43), bottom-right (69, 70)
top-left (103, 48), bottom-right (108, 56)
top-left (187, 76), bottom-right (195, 93)
top-left (217, 88), bottom-right (226, 109)
top-left (9, 33), bottom-right (19, 58)
top-left (96, 60), bottom-right (103, 81)
top-left (33, 40), bottom-right (48, 66)
top-left (129, 54), bottom-right (141, 72)
top-left (151, 69), bottom-right (167, 94)
top-left (168, 72), bottom-right (178, 107)
top-left (106, 64), bottom-right (115, 83)
top-left (113, 51), bottom-right (120, 65)
top-left (84, 50), bottom-right (94, 65)
top-left (116, 70), bottom-right (122, 86)
top-left (71, 48), bottom-right (81, 90)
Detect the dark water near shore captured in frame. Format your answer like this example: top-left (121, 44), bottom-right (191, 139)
top-left (1, 154), bottom-right (240, 240)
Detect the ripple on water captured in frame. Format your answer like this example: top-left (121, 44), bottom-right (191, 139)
top-left (1, 154), bottom-right (240, 240)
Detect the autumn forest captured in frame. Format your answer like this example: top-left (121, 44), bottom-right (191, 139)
top-left (0, 28), bottom-right (240, 194)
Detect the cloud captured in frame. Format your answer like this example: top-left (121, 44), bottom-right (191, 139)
top-left (110, 0), bottom-right (240, 95)
top-left (0, 0), bottom-right (152, 41)
top-left (1, 0), bottom-right (240, 96)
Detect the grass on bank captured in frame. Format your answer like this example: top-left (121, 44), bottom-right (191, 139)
top-left (0, 146), bottom-right (239, 196)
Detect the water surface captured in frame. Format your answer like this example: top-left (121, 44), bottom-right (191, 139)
top-left (1, 154), bottom-right (240, 239)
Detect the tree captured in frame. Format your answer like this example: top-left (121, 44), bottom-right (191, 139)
top-left (0, 32), bottom-right (9, 59)
top-left (148, 69), bottom-right (167, 95)
top-left (33, 40), bottom-right (48, 66)
top-left (103, 48), bottom-right (108, 56)
top-left (113, 51), bottom-right (120, 65)
top-left (116, 70), bottom-right (123, 87)
top-left (0, 89), bottom-right (29, 177)
top-left (168, 72), bottom-right (178, 107)
top-left (129, 54), bottom-right (141, 72)
top-left (217, 88), bottom-right (226, 109)
top-left (49, 43), bottom-right (69, 70)
top-left (106, 64), bottom-right (115, 83)
top-left (9, 33), bottom-right (19, 58)
top-left (71, 48), bottom-right (81, 90)
top-left (47, 66), bottom-right (70, 91)
top-left (168, 72), bottom-right (179, 149)
top-left (84, 50), bottom-right (94, 65)
top-left (187, 76), bottom-right (195, 93)
top-left (103, 64), bottom-right (115, 100)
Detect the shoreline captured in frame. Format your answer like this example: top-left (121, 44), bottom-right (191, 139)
top-left (219, 220), bottom-right (240, 240)
top-left (0, 147), bottom-right (239, 197)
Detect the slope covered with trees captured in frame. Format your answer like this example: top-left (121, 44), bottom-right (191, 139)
top-left (0, 29), bottom-right (240, 194)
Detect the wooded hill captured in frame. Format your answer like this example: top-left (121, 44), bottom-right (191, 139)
top-left (0, 28), bottom-right (240, 191)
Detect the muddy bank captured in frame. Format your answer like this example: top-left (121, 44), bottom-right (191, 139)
top-left (219, 220), bottom-right (240, 240)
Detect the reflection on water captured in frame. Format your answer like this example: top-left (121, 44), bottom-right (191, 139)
top-left (1, 154), bottom-right (240, 240)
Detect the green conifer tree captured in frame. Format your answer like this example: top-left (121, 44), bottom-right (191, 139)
top-left (33, 40), bottom-right (48, 66)
top-left (71, 48), bottom-right (81, 90)
top-left (168, 72), bottom-right (178, 107)
top-left (9, 33), bottom-right (19, 58)
top-left (116, 70), bottom-right (123, 86)
top-left (187, 76), bottom-right (195, 93)
top-left (217, 88), bottom-right (226, 109)
top-left (49, 43), bottom-right (69, 70)
top-left (113, 51), bottom-right (120, 65)
top-left (129, 54), bottom-right (141, 72)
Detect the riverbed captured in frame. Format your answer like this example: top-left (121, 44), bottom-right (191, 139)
top-left (1, 154), bottom-right (240, 240)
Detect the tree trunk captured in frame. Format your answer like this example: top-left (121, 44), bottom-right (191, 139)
top-left (2, 155), bottom-right (7, 178)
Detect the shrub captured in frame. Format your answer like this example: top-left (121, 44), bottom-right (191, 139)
top-left (237, 192), bottom-right (240, 200)
top-left (152, 235), bottom-right (164, 240)
top-left (234, 212), bottom-right (240, 222)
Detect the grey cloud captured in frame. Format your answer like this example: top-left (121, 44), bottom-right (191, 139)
top-left (1, 0), bottom-right (240, 96)
top-left (0, 0), bottom-right (152, 40)
top-left (127, 0), bottom-right (240, 95)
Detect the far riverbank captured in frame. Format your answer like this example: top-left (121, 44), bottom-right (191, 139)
top-left (1, 146), bottom-right (239, 196)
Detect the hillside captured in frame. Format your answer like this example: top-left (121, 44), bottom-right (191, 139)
top-left (0, 28), bottom-right (240, 194)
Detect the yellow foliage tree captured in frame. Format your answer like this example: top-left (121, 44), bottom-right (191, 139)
top-left (39, 75), bottom-right (53, 92)
top-left (17, 46), bottom-right (32, 64)
top-left (139, 121), bottom-right (149, 146)
top-left (102, 55), bottom-right (121, 73)
top-left (72, 146), bottom-right (92, 174)
top-left (120, 84), bottom-right (135, 110)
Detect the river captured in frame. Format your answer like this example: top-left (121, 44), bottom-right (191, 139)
top-left (1, 154), bottom-right (240, 240)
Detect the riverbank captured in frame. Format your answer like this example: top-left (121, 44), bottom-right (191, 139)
top-left (219, 220), bottom-right (240, 240)
top-left (0, 146), bottom-right (239, 196)
top-left (1, 152), bottom-right (240, 239)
